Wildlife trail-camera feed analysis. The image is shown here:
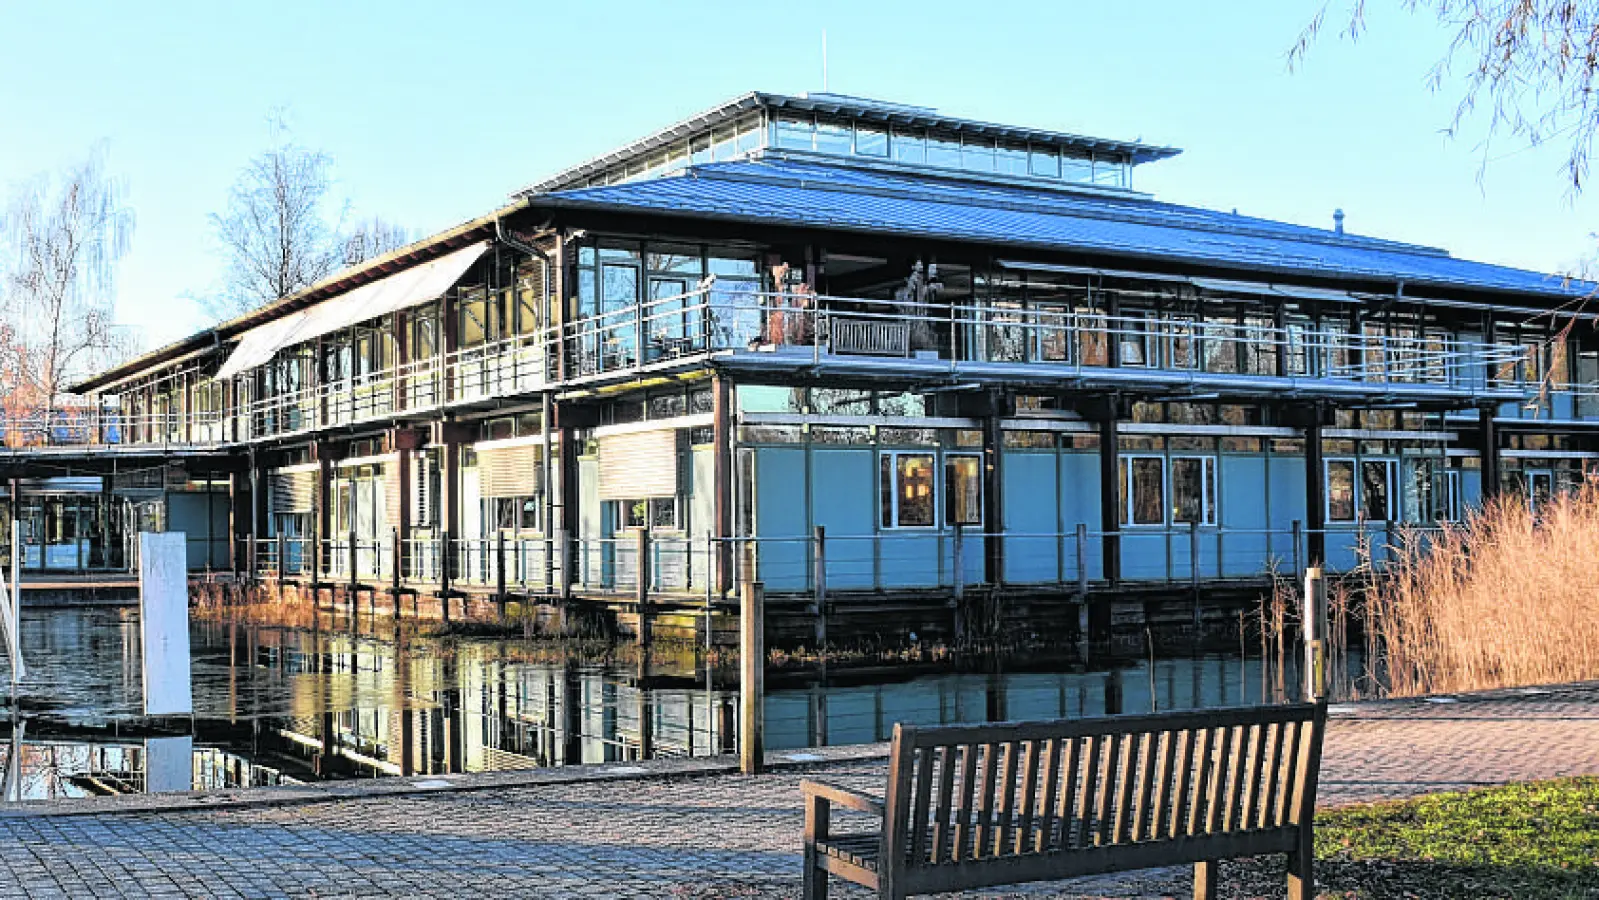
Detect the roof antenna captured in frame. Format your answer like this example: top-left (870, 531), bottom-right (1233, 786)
top-left (822, 29), bottom-right (829, 92)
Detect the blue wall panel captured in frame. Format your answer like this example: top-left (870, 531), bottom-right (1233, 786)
top-left (811, 448), bottom-right (877, 590)
top-left (755, 447), bottom-right (809, 590)
top-left (1002, 451), bottom-right (1059, 585)
top-left (1462, 469), bottom-right (1483, 510)
top-left (1267, 456), bottom-right (1307, 570)
top-left (1060, 453), bottom-right (1104, 581)
top-left (1219, 456), bottom-right (1268, 577)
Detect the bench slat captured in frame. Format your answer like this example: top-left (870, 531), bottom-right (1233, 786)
top-left (1223, 724), bottom-right (1248, 833)
top-left (1171, 728), bottom-right (1196, 839)
top-left (1015, 739), bottom-right (1041, 856)
top-left (1152, 728), bottom-right (1178, 840)
top-left (932, 744), bottom-right (957, 864)
top-left (1058, 735), bottom-right (1083, 851)
top-left (974, 742), bottom-right (998, 858)
top-left (1111, 731), bottom-right (1138, 844)
top-left (1035, 737), bottom-right (1062, 854)
top-left (1206, 724), bottom-right (1235, 833)
top-left (1095, 733), bottom-right (1120, 847)
top-left (952, 742), bottom-right (978, 861)
top-left (1276, 719), bottom-right (1303, 828)
top-left (911, 746), bottom-right (936, 864)
top-left (1131, 729), bottom-right (1160, 842)
top-left (1078, 735), bottom-right (1101, 850)
top-left (1187, 727), bottom-right (1213, 836)
top-left (1259, 719), bottom-right (1286, 831)
top-left (997, 740), bottom-right (1020, 855)
top-left (1241, 720), bottom-right (1269, 831)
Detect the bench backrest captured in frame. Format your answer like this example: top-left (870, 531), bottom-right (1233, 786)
top-left (882, 703), bottom-right (1326, 874)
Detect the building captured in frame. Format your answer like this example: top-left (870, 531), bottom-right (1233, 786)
top-left (25, 90), bottom-right (1597, 637)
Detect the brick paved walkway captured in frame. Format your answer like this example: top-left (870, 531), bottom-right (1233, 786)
top-left (1, 684), bottom-right (1595, 899)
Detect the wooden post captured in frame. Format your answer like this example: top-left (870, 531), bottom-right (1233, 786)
top-left (1189, 520), bottom-right (1201, 632)
top-left (1303, 567), bottom-right (1329, 702)
top-left (347, 528), bottom-right (358, 594)
top-left (635, 527), bottom-right (650, 649)
top-left (1098, 413), bottom-right (1121, 585)
top-left (275, 531), bottom-right (286, 580)
top-left (1291, 519), bottom-right (1303, 578)
top-left (812, 525), bottom-right (827, 651)
top-left (740, 578), bottom-right (764, 775)
top-left (1478, 405), bottom-right (1501, 497)
top-left (1305, 413), bottom-right (1326, 566)
top-left (391, 527), bottom-right (402, 620)
top-left (496, 530), bottom-right (508, 617)
top-left (440, 529), bottom-right (452, 624)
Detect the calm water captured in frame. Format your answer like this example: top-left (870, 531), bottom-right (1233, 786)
top-left (0, 607), bottom-right (1287, 802)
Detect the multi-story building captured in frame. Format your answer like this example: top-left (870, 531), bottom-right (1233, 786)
top-left (27, 91), bottom-right (1595, 637)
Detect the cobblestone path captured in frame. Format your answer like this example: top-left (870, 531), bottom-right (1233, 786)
top-left (0, 684), bottom-right (1595, 899)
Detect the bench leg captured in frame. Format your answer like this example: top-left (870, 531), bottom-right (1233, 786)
top-left (1287, 848), bottom-right (1314, 900)
top-left (803, 794), bottom-right (829, 900)
top-left (801, 857), bottom-right (827, 900)
top-left (1192, 860), bottom-right (1217, 900)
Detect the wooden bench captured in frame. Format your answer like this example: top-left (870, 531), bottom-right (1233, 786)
top-left (801, 702), bottom-right (1326, 899)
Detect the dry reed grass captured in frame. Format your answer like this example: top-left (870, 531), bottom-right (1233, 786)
top-left (1363, 480), bottom-right (1599, 697)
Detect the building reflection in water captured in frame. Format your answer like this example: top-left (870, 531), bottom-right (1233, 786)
top-left (1, 608), bottom-right (1280, 800)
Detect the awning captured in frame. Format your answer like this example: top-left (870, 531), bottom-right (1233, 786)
top-left (216, 241), bottom-right (491, 380)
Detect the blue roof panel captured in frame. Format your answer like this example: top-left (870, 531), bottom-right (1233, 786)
top-left (538, 159), bottom-right (1590, 300)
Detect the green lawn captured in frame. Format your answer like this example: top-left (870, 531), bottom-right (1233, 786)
top-left (1230, 777), bottom-right (1599, 899)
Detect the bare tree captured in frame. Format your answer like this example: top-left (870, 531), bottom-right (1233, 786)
top-left (1292, 1), bottom-right (1599, 193)
top-left (342, 217), bottom-right (411, 266)
top-left (204, 129), bottom-right (343, 321)
top-left (0, 146), bottom-right (135, 434)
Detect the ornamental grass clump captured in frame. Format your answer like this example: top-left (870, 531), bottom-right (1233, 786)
top-left (1367, 479), bottom-right (1599, 697)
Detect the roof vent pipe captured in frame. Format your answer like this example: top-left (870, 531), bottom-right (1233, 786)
top-left (1333, 209), bottom-right (1345, 234)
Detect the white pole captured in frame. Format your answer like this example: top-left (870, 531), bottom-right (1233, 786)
top-left (3, 524), bottom-right (23, 690)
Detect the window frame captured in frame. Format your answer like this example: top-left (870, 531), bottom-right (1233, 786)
top-left (1325, 456), bottom-right (1398, 523)
top-left (1119, 453), bottom-right (1168, 527)
top-left (878, 451), bottom-right (939, 529)
top-left (1169, 455), bottom-right (1218, 527)
top-left (943, 453), bottom-right (984, 527)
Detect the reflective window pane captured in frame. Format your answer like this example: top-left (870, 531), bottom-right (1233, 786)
top-left (896, 454), bottom-right (936, 527)
top-left (927, 134), bottom-right (962, 168)
top-left (1362, 460), bottom-right (1392, 521)
top-left (815, 121), bottom-right (852, 154)
top-left (855, 125), bottom-right (888, 157)
top-left (1171, 457), bottom-right (1215, 525)
top-left (944, 455), bottom-right (982, 526)
top-left (1327, 460), bottom-right (1355, 522)
top-left (892, 129), bottom-right (926, 164)
top-left (1029, 147), bottom-right (1061, 178)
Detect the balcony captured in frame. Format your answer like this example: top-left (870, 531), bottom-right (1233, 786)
top-left (567, 286), bottom-right (1535, 406)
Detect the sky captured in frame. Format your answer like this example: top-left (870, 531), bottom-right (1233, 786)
top-left (3, 0), bottom-right (1597, 352)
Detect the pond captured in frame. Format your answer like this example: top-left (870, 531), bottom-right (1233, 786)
top-left (0, 606), bottom-right (1295, 802)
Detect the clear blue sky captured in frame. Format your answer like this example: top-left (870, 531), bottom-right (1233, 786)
top-left (4, 0), bottom-right (1596, 350)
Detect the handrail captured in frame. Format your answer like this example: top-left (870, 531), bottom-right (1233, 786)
top-left (10, 286), bottom-right (1569, 450)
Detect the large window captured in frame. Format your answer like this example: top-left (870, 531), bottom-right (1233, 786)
top-left (1170, 456), bottom-right (1217, 525)
top-left (614, 497), bottom-right (679, 531)
top-left (487, 496), bottom-right (540, 532)
top-left (1119, 455), bottom-right (1217, 526)
top-left (944, 455), bottom-right (982, 526)
top-left (1326, 458), bottom-right (1397, 522)
top-left (1118, 456), bottom-right (1166, 526)
top-left (880, 453), bottom-right (937, 528)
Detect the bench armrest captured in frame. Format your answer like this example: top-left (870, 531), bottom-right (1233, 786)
top-left (800, 779), bottom-right (885, 817)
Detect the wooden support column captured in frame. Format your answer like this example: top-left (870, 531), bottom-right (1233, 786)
top-left (392, 427), bottom-right (424, 584)
top-left (1479, 406), bottom-right (1501, 498)
top-left (435, 423), bottom-right (466, 589)
top-left (227, 468), bottom-right (242, 574)
top-left (1305, 413), bottom-right (1326, 567)
top-left (555, 401), bottom-right (580, 600)
top-left (712, 374), bottom-right (734, 595)
top-left (1096, 407), bottom-right (1121, 586)
top-left (314, 442), bottom-right (336, 592)
top-left (981, 395), bottom-right (1005, 586)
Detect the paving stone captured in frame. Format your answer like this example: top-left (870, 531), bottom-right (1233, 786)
top-left (0, 684), bottom-right (1596, 898)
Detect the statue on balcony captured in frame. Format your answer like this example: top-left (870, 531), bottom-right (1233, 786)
top-left (894, 260), bottom-right (942, 351)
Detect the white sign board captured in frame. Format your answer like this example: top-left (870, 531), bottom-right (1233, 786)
top-left (139, 532), bottom-right (192, 716)
top-left (143, 736), bottom-right (193, 794)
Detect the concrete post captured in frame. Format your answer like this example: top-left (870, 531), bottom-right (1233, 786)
top-left (740, 578), bottom-right (764, 775)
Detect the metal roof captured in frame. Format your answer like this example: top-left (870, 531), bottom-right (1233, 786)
top-left (533, 157), bottom-right (1591, 301)
top-left (523, 90), bottom-right (1183, 194)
